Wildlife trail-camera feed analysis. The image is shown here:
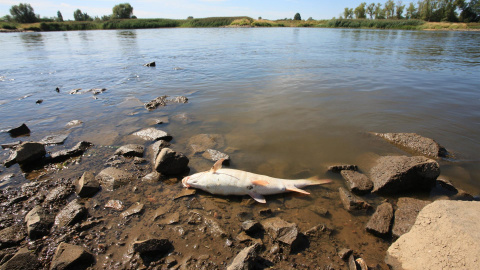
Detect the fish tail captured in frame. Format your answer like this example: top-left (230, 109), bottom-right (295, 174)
top-left (284, 177), bottom-right (332, 188)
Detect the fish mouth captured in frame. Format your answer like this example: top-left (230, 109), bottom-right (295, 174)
top-left (182, 176), bottom-right (191, 188)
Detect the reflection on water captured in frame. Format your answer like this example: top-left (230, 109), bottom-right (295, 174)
top-left (19, 33), bottom-right (44, 49)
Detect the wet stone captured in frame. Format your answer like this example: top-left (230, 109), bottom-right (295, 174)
top-left (142, 171), bottom-right (161, 183)
top-left (241, 220), bottom-right (263, 235)
top-left (261, 217), bottom-right (299, 245)
top-left (309, 205), bottom-right (329, 217)
top-left (25, 205), bottom-right (54, 239)
top-left (150, 140), bottom-right (171, 158)
top-left (40, 133), bottom-right (69, 145)
top-left (392, 197), bottom-right (431, 238)
top-left (66, 120), bottom-right (83, 127)
top-left (50, 242), bottom-right (95, 270)
top-left (0, 247), bottom-right (40, 270)
top-left (365, 202), bottom-right (394, 237)
top-left (164, 212), bottom-right (180, 225)
top-left (75, 171), bottom-right (100, 198)
top-left (154, 148), bottom-right (189, 175)
top-left (114, 144), bottom-right (144, 157)
top-left (96, 167), bottom-right (135, 191)
top-left (13, 142), bottom-right (46, 166)
top-left (226, 243), bottom-right (260, 270)
top-left (0, 225), bottom-right (25, 249)
top-left (202, 149), bottom-right (230, 163)
top-left (328, 164), bottom-right (358, 173)
top-left (105, 200), bottom-right (124, 211)
top-left (373, 132), bottom-right (447, 158)
top-left (341, 170), bottom-right (373, 194)
top-left (188, 134), bottom-right (225, 154)
top-left (7, 123), bottom-right (30, 137)
top-left (132, 239), bottom-right (173, 255)
top-left (54, 199), bottom-right (87, 228)
top-left (339, 187), bottom-right (371, 211)
top-left (49, 141), bottom-right (93, 163)
top-left (121, 202), bottom-right (144, 218)
top-left (144, 61), bottom-right (156, 67)
top-left (187, 211), bottom-right (203, 225)
top-left (44, 185), bottom-right (72, 204)
top-left (204, 217), bottom-right (227, 238)
top-left (133, 128), bottom-right (171, 141)
top-left (338, 248), bottom-right (353, 261)
top-left (173, 188), bottom-right (196, 200)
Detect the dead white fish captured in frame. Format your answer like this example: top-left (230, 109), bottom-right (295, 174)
top-left (182, 159), bottom-right (332, 203)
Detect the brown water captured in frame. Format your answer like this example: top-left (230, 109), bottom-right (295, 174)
top-left (1, 28), bottom-right (480, 268)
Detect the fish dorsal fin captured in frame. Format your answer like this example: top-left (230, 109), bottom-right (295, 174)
top-left (252, 179), bottom-right (269, 186)
top-left (210, 158), bottom-right (225, 173)
top-left (248, 191), bottom-right (266, 203)
top-left (286, 187), bottom-right (310, 195)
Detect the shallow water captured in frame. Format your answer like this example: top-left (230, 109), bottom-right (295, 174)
top-left (1, 28), bottom-right (480, 268)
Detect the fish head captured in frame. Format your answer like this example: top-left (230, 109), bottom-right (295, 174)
top-left (182, 172), bottom-right (206, 189)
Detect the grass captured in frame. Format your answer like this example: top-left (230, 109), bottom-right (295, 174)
top-left (325, 19), bottom-right (425, 30)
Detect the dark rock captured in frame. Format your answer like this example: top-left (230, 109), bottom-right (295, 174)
top-left (88, 88), bottom-right (106, 95)
top-left (241, 220), bottom-right (263, 235)
top-left (144, 61), bottom-right (156, 67)
top-left (339, 187), bottom-right (371, 211)
top-left (150, 140), bottom-right (170, 158)
top-left (370, 156), bottom-right (440, 194)
top-left (261, 217), bottom-right (298, 245)
top-left (55, 87), bottom-right (60, 92)
top-left (114, 144), bottom-right (144, 157)
top-left (338, 248), bottom-right (353, 261)
top-left (366, 202), bottom-right (394, 237)
top-left (96, 167), bottom-right (135, 191)
top-left (44, 185), bottom-right (72, 204)
top-left (7, 124), bottom-right (30, 137)
top-left (132, 239), bottom-right (173, 255)
top-left (373, 132), bottom-right (447, 158)
top-left (75, 172), bottom-right (100, 198)
top-left (144, 96), bottom-right (166, 110)
top-left (6, 142), bottom-right (46, 167)
top-left (0, 247), bottom-right (40, 270)
top-left (133, 128), bottom-right (171, 141)
top-left (141, 171), bottom-right (161, 183)
top-left (258, 208), bottom-right (273, 216)
top-left (0, 225), bottom-right (25, 249)
top-left (226, 243), bottom-right (260, 270)
top-left (4, 195), bottom-right (28, 207)
top-left (35, 99), bottom-right (43, 104)
top-left (202, 149), bottom-right (230, 163)
top-left (451, 189), bottom-right (475, 201)
top-left (188, 134), bottom-right (225, 154)
top-left (392, 197), bottom-right (430, 238)
top-left (436, 179), bottom-right (458, 193)
top-left (327, 164), bottom-right (358, 173)
top-left (340, 170), bottom-right (373, 194)
top-left (120, 202), bottom-right (144, 218)
top-left (154, 148), bottom-right (189, 175)
top-left (49, 141), bottom-right (93, 163)
top-left (50, 242), bottom-right (95, 270)
top-left (54, 199), bottom-right (87, 228)
top-left (40, 134), bottom-right (69, 145)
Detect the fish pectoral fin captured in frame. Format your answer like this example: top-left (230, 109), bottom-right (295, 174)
top-left (286, 187), bottom-right (310, 195)
top-left (251, 179), bottom-right (269, 186)
top-left (210, 158), bottom-right (225, 173)
top-left (248, 192), bottom-right (266, 203)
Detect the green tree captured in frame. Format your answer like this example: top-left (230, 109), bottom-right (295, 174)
top-left (294, 12), bottom-right (301, 20)
top-left (56, 10), bottom-right (63, 22)
top-left (112, 3), bottom-right (134, 19)
top-left (406, 2), bottom-right (418, 19)
top-left (73, 9), bottom-right (92, 21)
top-left (457, 0), bottom-right (480, 22)
top-left (384, 0), bottom-right (396, 18)
top-left (367, 3), bottom-right (376, 19)
top-left (9, 3), bottom-right (37, 23)
top-left (396, 1), bottom-right (405, 19)
top-left (354, 2), bottom-right (367, 19)
top-left (344, 7), bottom-right (354, 19)
top-left (375, 3), bottom-right (385, 19)
top-left (101, 15), bottom-right (111, 21)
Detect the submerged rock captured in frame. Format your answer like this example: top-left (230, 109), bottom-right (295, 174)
top-left (392, 197), bottom-right (430, 238)
top-left (373, 132), bottom-right (447, 158)
top-left (133, 128), bottom-right (172, 141)
top-left (202, 149), bottom-right (230, 163)
top-left (141, 171), bottom-right (161, 183)
top-left (143, 61), bottom-right (156, 67)
top-left (340, 170), bottom-right (373, 194)
top-left (49, 141), bottom-right (93, 163)
top-left (66, 120), bottom-right (83, 127)
top-left (75, 171), bottom-right (100, 198)
top-left (40, 133), bottom-right (69, 145)
top-left (96, 167), bottom-right (135, 191)
top-left (188, 134), bottom-right (225, 154)
top-left (386, 200), bottom-right (480, 270)
top-left (114, 144), bottom-right (144, 157)
top-left (25, 205), bottom-right (54, 239)
top-left (154, 148), bottom-right (189, 175)
top-left (7, 123), bottom-right (30, 137)
top-left (50, 242), bottom-right (95, 270)
top-left (365, 202), bottom-right (394, 237)
top-left (370, 156), bottom-right (440, 194)
top-left (0, 247), bottom-right (40, 270)
top-left (338, 187), bottom-right (371, 211)
top-left (226, 243), bottom-right (260, 270)
top-left (327, 164), bottom-right (358, 173)
top-left (120, 202), bottom-right (144, 218)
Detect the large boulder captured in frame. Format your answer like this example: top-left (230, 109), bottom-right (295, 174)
top-left (0, 225), bottom-right (25, 249)
top-left (25, 205), bottom-right (54, 239)
top-left (7, 123), bottom-right (30, 137)
top-left (365, 202), bottom-right (393, 237)
top-left (386, 200), bottom-right (480, 270)
top-left (373, 132), bottom-right (447, 158)
top-left (370, 156), bottom-right (440, 194)
top-left (392, 197), bottom-right (430, 238)
top-left (75, 171), bottom-right (100, 198)
top-left (0, 247), bottom-right (40, 270)
top-left (50, 243), bottom-right (95, 270)
top-left (154, 148), bottom-right (189, 175)
top-left (6, 142), bottom-right (46, 167)
top-left (96, 167), bottom-right (135, 191)
top-left (227, 243), bottom-right (260, 270)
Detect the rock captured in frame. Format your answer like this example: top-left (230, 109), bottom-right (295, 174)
top-left (171, 113), bottom-right (193, 124)
top-left (7, 123), bottom-right (30, 137)
top-left (162, 213), bottom-right (180, 224)
top-left (309, 206), bottom-right (329, 217)
top-left (173, 188), bottom-right (196, 200)
top-left (36, 99), bottom-right (43, 104)
top-left (144, 61), bottom-right (156, 67)
top-left (69, 88), bottom-right (81, 94)
top-left (154, 148), bottom-right (189, 175)
top-left (133, 157), bottom-right (146, 164)
top-left (54, 199), bottom-right (87, 228)
top-left (365, 202), bottom-right (394, 237)
top-left (114, 144), bottom-right (144, 157)
top-left (435, 179), bottom-right (458, 193)
top-left (451, 189), bottom-right (475, 201)
top-left (120, 202), bottom-right (144, 218)
top-left (150, 116), bottom-right (169, 125)
top-left (186, 211), bottom-right (203, 225)
top-left (340, 170), bottom-right (373, 194)
top-left (338, 248), bottom-right (353, 261)
top-left (150, 140), bottom-right (170, 158)
top-left (132, 239), bottom-right (173, 255)
top-left (88, 88), bottom-right (106, 95)
top-left (105, 200), bottom-right (123, 211)
top-left (49, 141), bottom-right (93, 163)
top-left (338, 187), bottom-right (371, 211)
top-left (50, 243), bottom-right (95, 270)
top-left (370, 156), bottom-right (440, 194)
top-left (40, 134), bottom-right (69, 145)
top-left (226, 243), bottom-right (259, 270)
top-left (133, 128), bottom-right (171, 141)
top-left (96, 167), bottom-right (135, 191)
top-left (348, 254), bottom-right (357, 270)
top-left (66, 120), bottom-right (83, 127)
top-left (0, 225), bottom-right (25, 249)
top-left (144, 96), bottom-right (166, 110)
top-left (75, 172), bottom-right (100, 198)
top-left (44, 185), bottom-right (72, 205)
top-left (169, 96), bottom-right (188, 103)
top-left (204, 217), bottom-right (227, 238)
top-left (11, 142), bottom-right (46, 166)
top-left (0, 247), bottom-right (40, 270)
top-left (327, 164), bottom-right (358, 173)
top-left (261, 217), bottom-right (298, 245)
top-left (188, 134), bottom-right (225, 154)
top-left (386, 200), bottom-right (480, 270)
top-left (373, 132), bottom-right (447, 158)
top-left (392, 197), bottom-right (430, 238)
top-left (141, 171), bottom-right (161, 183)
top-left (202, 149), bottom-right (230, 163)
top-left (241, 220), bottom-right (263, 235)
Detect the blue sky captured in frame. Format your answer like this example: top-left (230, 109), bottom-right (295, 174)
top-left (0, 0), bottom-right (406, 21)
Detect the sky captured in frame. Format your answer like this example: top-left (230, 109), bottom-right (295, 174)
top-left (0, 0), bottom-right (395, 21)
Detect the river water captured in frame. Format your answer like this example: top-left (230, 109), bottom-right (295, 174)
top-left (1, 28), bottom-right (480, 268)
